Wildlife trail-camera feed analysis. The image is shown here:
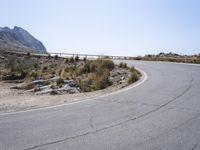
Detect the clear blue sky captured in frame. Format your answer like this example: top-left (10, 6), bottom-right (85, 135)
top-left (0, 0), bottom-right (200, 56)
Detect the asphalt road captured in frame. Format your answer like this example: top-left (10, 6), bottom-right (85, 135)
top-left (0, 60), bottom-right (200, 150)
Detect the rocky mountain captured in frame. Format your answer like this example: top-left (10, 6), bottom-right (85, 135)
top-left (0, 26), bottom-right (47, 53)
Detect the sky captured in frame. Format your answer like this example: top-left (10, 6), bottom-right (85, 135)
top-left (0, 0), bottom-right (200, 56)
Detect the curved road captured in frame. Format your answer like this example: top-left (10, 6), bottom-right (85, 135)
top-left (0, 61), bottom-right (200, 150)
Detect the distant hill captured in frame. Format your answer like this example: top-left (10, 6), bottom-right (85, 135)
top-left (0, 26), bottom-right (47, 53)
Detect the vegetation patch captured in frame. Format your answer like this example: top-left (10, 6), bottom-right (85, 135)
top-left (0, 51), bottom-right (141, 95)
top-left (129, 52), bottom-right (200, 64)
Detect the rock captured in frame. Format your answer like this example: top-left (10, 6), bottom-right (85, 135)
top-left (39, 85), bottom-right (51, 90)
top-left (110, 70), bottom-right (126, 78)
top-left (2, 74), bottom-right (23, 80)
top-left (110, 69), bottom-right (129, 84)
top-left (121, 76), bottom-right (125, 80)
top-left (10, 83), bottom-right (26, 89)
top-left (0, 56), bottom-right (5, 59)
top-left (50, 90), bottom-right (59, 95)
top-left (48, 76), bottom-right (60, 81)
top-left (32, 80), bottom-right (47, 86)
top-left (36, 89), bottom-right (54, 95)
top-left (62, 84), bottom-right (80, 94)
top-left (64, 80), bottom-right (78, 87)
top-left (35, 84), bottom-right (80, 95)
top-left (65, 87), bottom-right (80, 94)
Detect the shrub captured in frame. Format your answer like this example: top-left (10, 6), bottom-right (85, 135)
top-left (42, 65), bottom-right (48, 71)
top-left (128, 72), bottom-right (139, 84)
top-left (130, 66), bottom-right (135, 72)
top-left (83, 57), bottom-right (87, 61)
top-left (55, 55), bottom-right (59, 59)
top-left (56, 78), bottom-right (64, 86)
top-left (122, 63), bottom-right (127, 68)
top-left (119, 62), bottom-right (128, 68)
top-left (24, 82), bottom-right (35, 90)
top-left (5, 56), bottom-right (37, 80)
top-left (47, 54), bottom-right (51, 59)
top-left (98, 59), bottom-right (114, 71)
top-left (75, 55), bottom-right (79, 62)
top-left (65, 58), bottom-right (69, 63)
top-left (128, 67), bottom-right (140, 84)
top-left (70, 56), bottom-right (74, 62)
top-left (78, 80), bottom-right (92, 92)
top-left (92, 69), bottom-right (112, 90)
top-left (119, 62), bottom-right (123, 68)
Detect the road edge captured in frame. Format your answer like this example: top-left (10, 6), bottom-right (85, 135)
top-left (0, 67), bottom-right (148, 116)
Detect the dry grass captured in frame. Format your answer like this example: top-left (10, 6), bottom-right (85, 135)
top-left (128, 67), bottom-right (141, 84)
top-left (1, 53), bottom-right (116, 92)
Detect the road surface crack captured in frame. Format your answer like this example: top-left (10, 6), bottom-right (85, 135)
top-left (190, 143), bottom-right (198, 150)
top-left (89, 116), bottom-right (94, 128)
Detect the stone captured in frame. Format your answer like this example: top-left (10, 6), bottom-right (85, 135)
top-left (64, 80), bottom-right (78, 87)
top-left (32, 80), bottom-right (47, 86)
top-left (10, 83), bottom-right (26, 89)
top-left (48, 76), bottom-right (60, 81)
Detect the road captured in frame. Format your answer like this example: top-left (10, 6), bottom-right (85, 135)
top-left (0, 60), bottom-right (200, 150)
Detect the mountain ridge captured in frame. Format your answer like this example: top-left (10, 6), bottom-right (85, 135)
top-left (0, 26), bottom-right (47, 53)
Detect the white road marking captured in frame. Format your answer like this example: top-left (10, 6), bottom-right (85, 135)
top-left (0, 67), bottom-right (148, 116)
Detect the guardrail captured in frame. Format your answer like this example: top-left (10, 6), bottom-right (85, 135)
top-left (1, 50), bottom-right (129, 60)
top-left (48, 52), bottom-right (129, 60)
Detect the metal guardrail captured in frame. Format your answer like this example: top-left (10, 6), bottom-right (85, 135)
top-left (48, 52), bottom-right (129, 60)
top-left (2, 50), bottom-right (129, 60)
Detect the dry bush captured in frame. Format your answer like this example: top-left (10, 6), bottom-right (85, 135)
top-left (128, 67), bottom-right (141, 84)
top-left (91, 69), bottom-right (112, 90)
top-left (56, 78), bottom-right (64, 87)
top-left (119, 62), bottom-right (128, 68)
top-left (24, 82), bottom-right (35, 90)
top-left (75, 55), bottom-right (79, 62)
top-left (70, 57), bottom-right (74, 62)
top-left (3, 55), bottom-right (37, 80)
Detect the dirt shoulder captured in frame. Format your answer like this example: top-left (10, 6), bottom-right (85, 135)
top-left (0, 81), bottom-right (129, 113)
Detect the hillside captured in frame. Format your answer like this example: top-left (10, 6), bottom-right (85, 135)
top-left (0, 26), bottom-right (46, 53)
